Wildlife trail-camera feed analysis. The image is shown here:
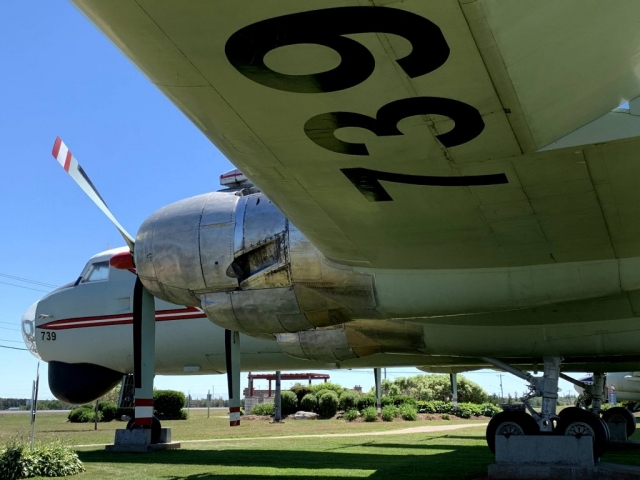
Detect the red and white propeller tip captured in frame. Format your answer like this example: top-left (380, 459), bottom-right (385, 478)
top-left (51, 137), bottom-right (135, 251)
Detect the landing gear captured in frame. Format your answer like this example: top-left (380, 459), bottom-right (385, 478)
top-left (602, 406), bottom-right (637, 438)
top-left (126, 416), bottom-right (162, 444)
top-left (480, 356), bottom-right (611, 459)
top-left (556, 407), bottom-right (610, 458)
top-left (569, 372), bottom-right (637, 440)
top-left (486, 410), bottom-right (538, 454)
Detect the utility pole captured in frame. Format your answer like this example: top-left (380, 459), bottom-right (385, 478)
top-left (498, 374), bottom-right (504, 402)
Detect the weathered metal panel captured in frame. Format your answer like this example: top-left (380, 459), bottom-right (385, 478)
top-left (199, 192), bottom-right (239, 291)
top-left (136, 194), bottom-right (210, 305)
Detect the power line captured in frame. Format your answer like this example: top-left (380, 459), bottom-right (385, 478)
top-left (0, 344), bottom-right (27, 351)
top-left (0, 273), bottom-right (59, 288)
top-left (0, 326), bottom-right (20, 332)
top-left (0, 339), bottom-right (22, 343)
top-left (0, 281), bottom-right (51, 293)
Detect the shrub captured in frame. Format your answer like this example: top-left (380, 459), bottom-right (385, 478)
top-left (314, 389), bottom-right (330, 401)
top-left (153, 390), bottom-right (186, 420)
top-left (392, 395), bottom-right (417, 407)
top-left (441, 413), bottom-right (450, 420)
top-left (290, 384), bottom-right (313, 405)
top-left (479, 403), bottom-right (502, 418)
top-left (453, 403), bottom-right (480, 419)
top-left (281, 391), bottom-right (298, 416)
top-left (381, 405), bottom-right (399, 422)
top-left (252, 402), bottom-right (275, 416)
top-left (0, 440), bottom-right (84, 479)
top-left (381, 396), bottom-right (393, 407)
top-left (362, 406), bottom-right (378, 422)
top-left (399, 404), bottom-right (418, 421)
top-left (338, 391), bottom-right (357, 411)
top-left (311, 382), bottom-right (344, 396)
top-left (318, 391), bottom-right (339, 418)
top-left (357, 394), bottom-right (376, 411)
top-left (97, 402), bottom-right (118, 422)
top-left (68, 407), bottom-right (102, 423)
top-left (343, 409), bottom-right (359, 422)
top-left (300, 394), bottom-right (317, 412)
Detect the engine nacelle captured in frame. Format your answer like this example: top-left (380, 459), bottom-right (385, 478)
top-left (137, 190), bottom-right (378, 335)
top-left (276, 321), bottom-right (426, 362)
top-left (135, 191), bottom-right (289, 306)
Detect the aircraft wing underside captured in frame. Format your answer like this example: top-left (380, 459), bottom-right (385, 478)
top-left (73, 0), bottom-right (640, 269)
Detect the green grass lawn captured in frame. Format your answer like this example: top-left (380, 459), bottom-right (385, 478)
top-left (3, 409), bottom-right (640, 479)
top-left (70, 427), bottom-right (494, 480)
top-left (0, 409), bottom-right (486, 447)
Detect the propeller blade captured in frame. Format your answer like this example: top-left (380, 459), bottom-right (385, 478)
top-left (51, 137), bottom-right (135, 251)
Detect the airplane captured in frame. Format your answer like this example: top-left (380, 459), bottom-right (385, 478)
top-left (30, 0), bottom-right (640, 459)
top-left (21, 242), bottom-right (440, 405)
top-left (575, 373), bottom-right (640, 410)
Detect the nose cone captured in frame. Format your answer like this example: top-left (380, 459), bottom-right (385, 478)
top-left (22, 302), bottom-right (40, 359)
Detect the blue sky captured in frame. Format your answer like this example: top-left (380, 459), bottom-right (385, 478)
top-left (0, 1), bottom-right (578, 402)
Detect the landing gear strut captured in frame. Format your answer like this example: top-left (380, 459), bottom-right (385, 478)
top-left (564, 371), bottom-right (636, 440)
top-left (481, 356), bottom-right (611, 458)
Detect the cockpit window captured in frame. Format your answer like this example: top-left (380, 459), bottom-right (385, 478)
top-left (82, 261), bottom-right (110, 283)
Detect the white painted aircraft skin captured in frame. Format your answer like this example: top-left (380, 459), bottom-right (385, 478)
top-left (575, 373), bottom-right (640, 403)
top-left (22, 248), bottom-right (437, 375)
top-left (24, 247), bottom-right (640, 372)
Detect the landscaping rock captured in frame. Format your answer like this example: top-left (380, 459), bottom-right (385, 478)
top-left (294, 411), bottom-right (319, 420)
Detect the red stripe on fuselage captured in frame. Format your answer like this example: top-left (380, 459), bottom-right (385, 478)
top-left (37, 307), bottom-right (205, 330)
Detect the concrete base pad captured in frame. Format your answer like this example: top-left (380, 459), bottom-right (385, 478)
top-left (105, 442), bottom-right (181, 453)
top-left (489, 435), bottom-right (640, 479)
top-left (105, 428), bottom-right (181, 453)
top-left (494, 435), bottom-right (594, 466)
top-left (489, 462), bottom-right (640, 480)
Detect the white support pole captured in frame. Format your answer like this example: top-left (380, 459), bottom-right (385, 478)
top-left (226, 330), bottom-right (241, 426)
top-left (374, 368), bottom-right (382, 418)
top-left (29, 363), bottom-right (39, 450)
top-left (450, 373), bottom-right (458, 408)
top-left (134, 285), bottom-right (155, 427)
top-left (274, 370), bottom-right (282, 422)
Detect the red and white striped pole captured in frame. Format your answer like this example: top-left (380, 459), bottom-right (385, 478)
top-left (134, 283), bottom-right (156, 427)
top-left (374, 368), bottom-right (382, 419)
top-left (134, 399), bottom-right (154, 426)
top-left (226, 330), bottom-right (241, 427)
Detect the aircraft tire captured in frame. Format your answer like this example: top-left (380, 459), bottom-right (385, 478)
top-left (556, 407), bottom-right (609, 459)
top-left (602, 406), bottom-right (636, 438)
top-left (126, 416), bottom-right (162, 444)
top-left (485, 410), bottom-right (538, 454)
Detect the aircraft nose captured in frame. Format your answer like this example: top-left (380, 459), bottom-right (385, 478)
top-left (22, 302), bottom-right (40, 359)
